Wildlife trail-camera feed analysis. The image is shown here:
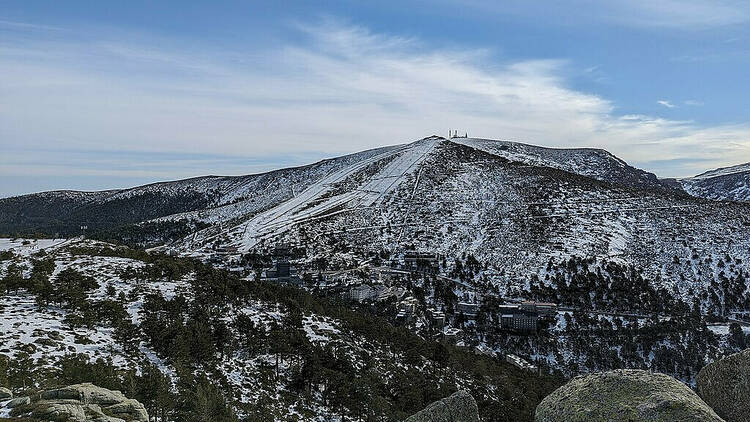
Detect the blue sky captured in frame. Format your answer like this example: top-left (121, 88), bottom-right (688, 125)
top-left (2, 1), bottom-right (749, 197)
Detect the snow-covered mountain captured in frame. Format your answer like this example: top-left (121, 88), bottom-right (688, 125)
top-left (141, 136), bottom-right (748, 307)
top-left (0, 145), bottom-right (399, 235)
top-left (3, 136), bottom-right (749, 305)
top-left (2, 135), bottom-right (749, 402)
top-left (451, 137), bottom-right (675, 192)
top-left (681, 162), bottom-right (750, 203)
top-left (2, 136), bottom-right (675, 237)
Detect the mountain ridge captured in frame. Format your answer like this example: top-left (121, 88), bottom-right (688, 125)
top-left (680, 161), bottom-right (750, 203)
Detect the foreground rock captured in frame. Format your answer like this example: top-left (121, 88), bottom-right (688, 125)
top-left (535, 369), bottom-right (724, 422)
top-left (405, 390), bottom-right (480, 422)
top-left (6, 382), bottom-right (148, 422)
top-left (0, 386), bottom-right (11, 400)
top-left (697, 349), bottom-right (750, 422)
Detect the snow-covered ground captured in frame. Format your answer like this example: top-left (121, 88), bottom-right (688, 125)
top-left (0, 293), bottom-right (130, 366)
top-left (0, 238), bottom-right (70, 255)
top-left (0, 239), bottom-right (183, 375)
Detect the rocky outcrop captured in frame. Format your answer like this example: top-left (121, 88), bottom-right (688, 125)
top-left (697, 349), bottom-right (750, 422)
top-left (6, 396), bottom-right (31, 408)
top-left (0, 386), bottom-right (12, 400)
top-left (6, 382), bottom-right (148, 422)
top-left (535, 369), bottom-right (724, 422)
top-left (404, 390), bottom-right (480, 422)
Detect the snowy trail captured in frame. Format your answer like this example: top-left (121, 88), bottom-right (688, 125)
top-left (226, 137), bottom-right (440, 251)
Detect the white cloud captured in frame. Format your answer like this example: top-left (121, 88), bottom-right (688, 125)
top-left (657, 100), bottom-right (677, 108)
top-left (444, 0), bottom-right (750, 29)
top-left (1, 19), bottom-right (750, 192)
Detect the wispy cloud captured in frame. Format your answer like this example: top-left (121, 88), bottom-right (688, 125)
top-left (1, 19), bottom-right (750, 197)
top-left (441, 0), bottom-right (750, 29)
top-left (0, 19), bottom-right (63, 31)
top-left (657, 100), bottom-right (677, 108)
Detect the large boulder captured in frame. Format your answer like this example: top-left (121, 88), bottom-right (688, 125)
top-left (7, 382), bottom-right (148, 422)
top-left (0, 386), bottom-right (12, 399)
top-left (535, 369), bottom-right (724, 422)
top-left (6, 396), bottom-right (31, 408)
top-left (697, 349), bottom-right (750, 422)
top-left (405, 390), bottom-right (480, 422)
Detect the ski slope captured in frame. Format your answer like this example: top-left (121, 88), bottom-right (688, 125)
top-left (222, 137), bottom-right (440, 251)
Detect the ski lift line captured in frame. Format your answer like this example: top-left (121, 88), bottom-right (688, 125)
top-left (411, 166), bottom-right (424, 198)
top-left (373, 138), bottom-right (438, 205)
top-left (396, 164), bottom-right (427, 243)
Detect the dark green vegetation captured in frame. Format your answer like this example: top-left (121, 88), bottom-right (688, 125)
top-left (0, 190), bottom-right (213, 238)
top-left (526, 256), bottom-right (750, 316)
top-left (0, 245), bottom-right (562, 422)
top-left (379, 252), bottom-right (749, 384)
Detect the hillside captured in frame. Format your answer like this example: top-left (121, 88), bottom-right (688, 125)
top-left (681, 162), bottom-right (750, 203)
top-left (164, 137), bottom-right (750, 307)
top-left (2, 136), bottom-right (749, 392)
top-left (451, 137), bottom-right (676, 192)
top-left (1, 136), bottom-right (682, 240)
top-left (0, 238), bottom-right (560, 421)
top-left (0, 145), bottom-right (399, 238)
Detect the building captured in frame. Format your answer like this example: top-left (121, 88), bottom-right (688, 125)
top-left (402, 251), bottom-right (439, 272)
top-left (399, 297), bottom-right (419, 314)
top-left (347, 284), bottom-right (384, 302)
top-left (396, 297), bottom-right (419, 324)
top-left (499, 305), bottom-right (538, 332)
top-left (520, 301), bottom-right (558, 319)
top-left (266, 258), bottom-right (301, 285)
top-left (443, 327), bottom-right (462, 343)
top-left (377, 286), bottom-right (407, 301)
top-left (511, 311), bottom-right (537, 331)
top-left (427, 308), bottom-right (446, 328)
top-left (456, 302), bottom-right (480, 318)
top-left (474, 344), bottom-right (494, 356)
top-left (395, 309), bottom-right (411, 323)
top-left (272, 243), bottom-right (292, 258)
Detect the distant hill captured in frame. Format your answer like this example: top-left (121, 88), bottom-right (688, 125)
top-left (681, 162), bottom-right (750, 203)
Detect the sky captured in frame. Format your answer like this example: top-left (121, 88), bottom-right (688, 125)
top-left (2, 1), bottom-right (750, 198)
